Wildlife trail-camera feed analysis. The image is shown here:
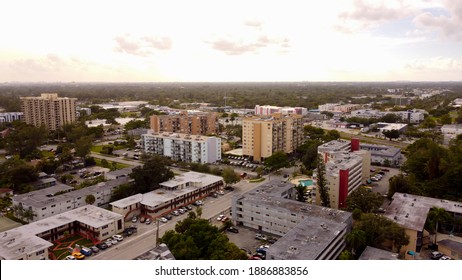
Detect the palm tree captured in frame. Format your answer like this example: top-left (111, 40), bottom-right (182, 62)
top-left (427, 207), bottom-right (451, 244)
top-left (316, 154), bottom-right (330, 208)
top-left (346, 229), bottom-right (367, 257)
top-left (294, 183), bottom-right (307, 202)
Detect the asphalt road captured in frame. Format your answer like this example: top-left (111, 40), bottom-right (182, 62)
top-left (90, 175), bottom-right (270, 260)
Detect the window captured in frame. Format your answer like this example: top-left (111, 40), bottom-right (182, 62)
top-left (102, 225), bottom-right (108, 229)
top-left (36, 250), bottom-right (45, 256)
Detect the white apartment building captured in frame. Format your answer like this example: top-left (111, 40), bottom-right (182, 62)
top-left (232, 181), bottom-right (352, 260)
top-left (12, 178), bottom-right (129, 222)
top-left (254, 105), bottom-right (307, 116)
top-left (318, 103), bottom-right (360, 113)
top-left (0, 205), bottom-right (124, 260)
top-left (441, 124), bottom-right (462, 136)
top-left (141, 131), bottom-right (221, 164)
top-left (350, 109), bottom-right (426, 124)
top-left (316, 139), bottom-right (370, 209)
top-left (360, 143), bottom-right (402, 166)
top-left (0, 112), bottom-right (23, 123)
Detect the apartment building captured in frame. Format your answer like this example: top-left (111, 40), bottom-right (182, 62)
top-left (360, 143), bottom-right (402, 166)
top-left (20, 93), bottom-right (77, 130)
top-left (150, 111), bottom-right (218, 135)
top-left (0, 112), bottom-right (23, 123)
top-left (141, 131), bottom-right (221, 164)
top-left (254, 105), bottom-right (308, 116)
top-left (232, 180), bottom-right (352, 260)
top-left (12, 177), bottom-right (130, 222)
top-left (384, 192), bottom-right (462, 255)
top-left (0, 205), bottom-right (124, 260)
top-left (318, 103), bottom-right (360, 113)
top-left (242, 113), bottom-right (303, 162)
top-left (317, 139), bottom-right (371, 209)
top-left (111, 171), bottom-right (223, 220)
top-left (350, 109), bottom-right (426, 124)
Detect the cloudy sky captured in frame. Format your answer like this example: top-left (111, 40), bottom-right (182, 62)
top-left (1, 0), bottom-right (461, 82)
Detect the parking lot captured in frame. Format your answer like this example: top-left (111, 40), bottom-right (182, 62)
top-left (224, 225), bottom-right (279, 259)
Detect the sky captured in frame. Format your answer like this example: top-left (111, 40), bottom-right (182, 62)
top-left (1, 0), bottom-right (461, 82)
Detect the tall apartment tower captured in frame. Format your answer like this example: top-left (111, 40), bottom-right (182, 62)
top-left (150, 111), bottom-right (218, 136)
top-left (242, 113), bottom-right (303, 162)
top-left (20, 93), bottom-right (77, 130)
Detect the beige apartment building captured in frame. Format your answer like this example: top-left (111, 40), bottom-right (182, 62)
top-left (150, 111), bottom-right (218, 135)
top-left (242, 113), bottom-right (303, 162)
top-left (20, 93), bottom-right (77, 130)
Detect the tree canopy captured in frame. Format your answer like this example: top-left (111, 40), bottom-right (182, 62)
top-left (222, 167), bottom-right (240, 186)
top-left (345, 187), bottom-right (384, 213)
top-left (264, 151), bottom-right (289, 171)
top-left (130, 155), bottom-right (175, 193)
top-left (159, 216), bottom-right (247, 260)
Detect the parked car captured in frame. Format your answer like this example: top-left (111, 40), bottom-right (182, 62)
top-left (72, 252), bottom-right (85, 260)
top-left (96, 242), bottom-right (108, 250)
top-left (159, 217), bottom-right (168, 223)
top-left (112, 235), bottom-right (123, 242)
top-left (178, 208), bottom-right (185, 214)
top-left (172, 210), bottom-right (180, 216)
top-left (226, 227), bottom-right (239, 233)
top-left (65, 255), bottom-right (76, 260)
top-left (431, 251), bottom-right (443, 259)
top-left (104, 239), bottom-right (113, 247)
top-left (145, 218), bottom-right (152, 225)
top-left (139, 216), bottom-right (146, 223)
top-left (439, 255), bottom-right (452, 260)
top-left (186, 205), bottom-right (193, 211)
top-left (164, 214), bottom-right (173, 220)
top-left (255, 234), bottom-right (267, 241)
top-left (90, 246), bottom-right (100, 254)
top-left (80, 247), bottom-right (93, 257)
top-left (131, 216), bottom-right (138, 223)
top-left (217, 214), bottom-right (225, 221)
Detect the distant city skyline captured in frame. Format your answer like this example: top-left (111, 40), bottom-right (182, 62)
top-left (1, 0), bottom-right (461, 83)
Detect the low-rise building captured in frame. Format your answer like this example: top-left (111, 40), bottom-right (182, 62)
top-left (105, 167), bottom-right (134, 180)
top-left (12, 178), bottom-right (129, 222)
top-left (383, 192), bottom-right (462, 254)
top-left (254, 105), bottom-right (308, 116)
top-left (360, 143), bottom-right (402, 166)
top-left (358, 246), bottom-right (399, 260)
top-left (142, 131), bottom-right (221, 164)
top-left (111, 171), bottom-right (223, 220)
top-left (0, 205), bottom-right (124, 260)
top-left (441, 124), bottom-right (462, 140)
top-left (437, 239), bottom-right (462, 260)
top-left (0, 112), bottom-right (23, 123)
top-left (232, 180), bottom-right (352, 260)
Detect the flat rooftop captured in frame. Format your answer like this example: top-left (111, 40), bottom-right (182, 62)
top-left (239, 181), bottom-right (352, 260)
top-left (143, 131), bottom-right (216, 142)
top-left (0, 205), bottom-right (122, 260)
top-left (14, 177), bottom-right (130, 208)
top-left (318, 140), bottom-right (351, 153)
top-left (159, 171), bottom-right (222, 188)
top-left (358, 246), bottom-right (399, 260)
top-left (360, 143), bottom-right (401, 157)
top-left (384, 193), bottom-right (462, 232)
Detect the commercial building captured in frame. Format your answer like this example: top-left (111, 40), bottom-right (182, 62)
top-left (0, 112), bottom-right (23, 123)
top-left (232, 181), bottom-right (352, 260)
top-left (254, 105), bottom-right (308, 116)
top-left (360, 143), bottom-right (402, 166)
top-left (12, 177), bottom-right (130, 222)
top-left (150, 111), bottom-right (218, 135)
top-left (383, 192), bottom-right (462, 254)
top-left (141, 131), bottom-right (221, 164)
top-left (0, 205), bottom-right (124, 260)
top-left (441, 124), bottom-right (462, 138)
top-left (111, 171), bottom-right (223, 220)
top-left (20, 93), bottom-right (77, 130)
top-left (377, 122), bottom-right (408, 134)
top-left (242, 113), bottom-right (303, 162)
top-left (317, 139), bottom-right (371, 209)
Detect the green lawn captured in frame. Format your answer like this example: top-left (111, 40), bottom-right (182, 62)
top-left (94, 158), bottom-right (130, 170)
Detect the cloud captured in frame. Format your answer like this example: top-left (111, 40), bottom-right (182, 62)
top-left (412, 1), bottom-right (462, 41)
top-left (336, 0), bottom-right (417, 32)
top-left (244, 20), bottom-right (263, 28)
top-left (405, 56), bottom-right (462, 71)
top-left (114, 34), bottom-right (172, 56)
top-left (206, 35), bottom-right (290, 55)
